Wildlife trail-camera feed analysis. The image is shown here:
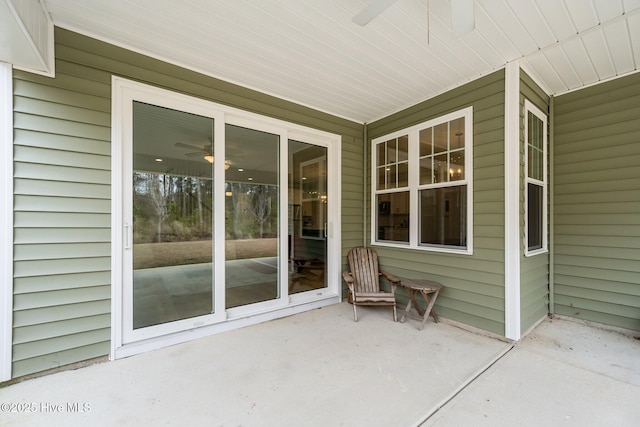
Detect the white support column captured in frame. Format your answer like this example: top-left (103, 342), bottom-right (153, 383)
top-left (0, 61), bottom-right (14, 381)
top-left (504, 61), bottom-right (521, 340)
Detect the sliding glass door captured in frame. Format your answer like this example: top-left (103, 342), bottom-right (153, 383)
top-left (225, 124), bottom-right (281, 309)
top-left (288, 141), bottom-right (327, 294)
top-left (131, 101), bottom-right (215, 329)
top-left (114, 78), bottom-right (339, 352)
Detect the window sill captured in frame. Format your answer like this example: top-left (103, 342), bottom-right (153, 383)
top-left (525, 248), bottom-right (548, 257)
top-left (372, 241), bottom-right (473, 256)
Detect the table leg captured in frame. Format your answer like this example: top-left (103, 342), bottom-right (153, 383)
top-left (400, 288), bottom-right (416, 323)
top-left (419, 289), bottom-right (440, 330)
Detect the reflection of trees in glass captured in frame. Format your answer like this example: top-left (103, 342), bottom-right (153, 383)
top-left (133, 173), bottom-right (278, 242)
top-left (226, 182), bottom-right (278, 240)
top-left (249, 186), bottom-right (272, 238)
top-left (148, 175), bottom-right (169, 242)
top-left (133, 172), bottom-right (212, 243)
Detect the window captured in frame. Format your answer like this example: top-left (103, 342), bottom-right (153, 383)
top-left (375, 135), bottom-right (409, 243)
top-left (372, 107), bottom-right (473, 254)
top-left (524, 100), bottom-right (547, 255)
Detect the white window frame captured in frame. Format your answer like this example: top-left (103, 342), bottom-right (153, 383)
top-left (1, 62), bottom-right (13, 382)
top-left (524, 100), bottom-right (548, 256)
top-left (111, 77), bottom-right (341, 358)
top-left (371, 107), bottom-right (473, 255)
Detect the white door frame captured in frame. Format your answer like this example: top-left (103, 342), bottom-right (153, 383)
top-left (111, 77), bottom-right (341, 359)
top-left (0, 62), bottom-right (13, 381)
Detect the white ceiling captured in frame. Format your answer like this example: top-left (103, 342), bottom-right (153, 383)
top-left (43, 0), bottom-right (640, 123)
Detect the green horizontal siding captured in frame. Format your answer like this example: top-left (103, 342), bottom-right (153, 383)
top-left (13, 38), bottom-right (112, 378)
top-left (14, 179), bottom-right (111, 198)
top-left (13, 314), bottom-right (111, 345)
top-left (367, 70), bottom-right (506, 335)
top-left (14, 286), bottom-right (111, 311)
top-left (11, 26), bottom-right (363, 379)
top-left (14, 195), bottom-right (111, 213)
top-left (341, 134), bottom-right (365, 269)
top-left (14, 272), bottom-right (111, 294)
top-left (14, 129), bottom-right (111, 155)
top-left (553, 72), bottom-right (640, 332)
top-left (14, 243), bottom-right (111, 261)
top-left (15, 228), bottom-right (111, 244)
top-left (519, 70), bottom-right (550, 333)
top-left (13, 258), bottom-right (111, 278)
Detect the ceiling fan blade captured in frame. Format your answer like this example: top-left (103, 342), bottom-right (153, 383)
top-left (352, 0), bottom-right (399, 26)
top-left (174, 142), bottom-right (211, 153)
top-left (175, 142), bottom-right (201, 150)
top-left (451, 0), bottom-right (474, 37)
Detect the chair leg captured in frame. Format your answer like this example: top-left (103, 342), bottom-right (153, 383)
top-left (392, 304), bottom-right (397, 322)
top-left (353, 304), bottom-right (358, 322)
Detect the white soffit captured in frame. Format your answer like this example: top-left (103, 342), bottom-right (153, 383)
top-left (42, 0), bottom-right (640, 123)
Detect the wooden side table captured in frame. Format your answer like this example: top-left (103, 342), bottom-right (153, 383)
top-left (398, 279), bottom-right (443, 330)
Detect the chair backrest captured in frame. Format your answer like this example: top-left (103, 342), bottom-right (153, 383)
top-left (347, 247), bottom-right (381, 294)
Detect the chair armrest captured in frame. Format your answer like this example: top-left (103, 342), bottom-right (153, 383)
top-left (342, 271), bottom-right (355, 292)
top-left (380, 271), bottom-right (400, 284)
top-left (380, 271), bottom-right (400, 293)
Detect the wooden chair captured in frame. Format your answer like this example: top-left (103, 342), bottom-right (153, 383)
top-left (342, 247), bottom-right (399, 322)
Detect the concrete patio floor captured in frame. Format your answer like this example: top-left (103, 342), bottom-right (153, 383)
top-left (1, 302), bottom-right (638, 426)
top-left (422, 315), bottom-right (640, 426)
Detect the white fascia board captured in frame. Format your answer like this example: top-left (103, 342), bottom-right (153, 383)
top-left (504, 61), bottom-right (521, 341)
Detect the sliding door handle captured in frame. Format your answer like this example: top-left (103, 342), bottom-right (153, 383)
top-left (124, 223), bottom-right (131, 249)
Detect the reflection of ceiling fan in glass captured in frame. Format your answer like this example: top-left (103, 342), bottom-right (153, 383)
top-left (353, 0), bottom-right (474, 38)
top-left (175, 142), bottom-right (230, 169)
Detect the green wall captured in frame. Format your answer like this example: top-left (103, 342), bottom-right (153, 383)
top-left (367, 71), bottom-right (507, 335)
top-left (11, 27), bottom-right (363, 378)
top-left (553, 72), bottom-right (640, 331)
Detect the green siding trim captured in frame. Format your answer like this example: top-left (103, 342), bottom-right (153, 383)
top-left (553, 72), bottom-right (640, 332)
top-left (11, 27), bottom-right (364, 378)
top-left (367, 70), bottom-right (506, 336)
top-left (519, 70), bottom-right (551, 333)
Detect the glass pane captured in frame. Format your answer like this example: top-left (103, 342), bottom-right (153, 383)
top-left (433, 123), bottom-right (448, 154)
top-left (419, 156), bottom-right (434, 185)
top-left (301, 161), bottom-right (320, 199)
top-left (289, 141), bottom-right (328, 294)
top-left (397, 135), bottom-right (409, 161)
top-left (376, 192), bottom-right (410, 243)
top-left (397, 162), bottom-right (409, 187)
top-left (450, 117), bottom-right (465, 150)
top-left (386, 164), bottom-right (397, 188)
top-left (377, 142), bottom-right (386, 166)
top-left (528, 145), bottom-right (534, 178)
top-left (529, 112), bottom-right (543, 150)
top-left (531, 147), bottom-right (543, 181)
top-left (528, 183), bottom-right (543, 251)
top-left (528, 111), bottom-right (544, 181)
top-left (377, 166), bottom-right (386, 190)
top-left (450, 150), bottom-right (465, 181)
top-left (386, 138), bottom-right (397, 164)
top-left (225, 124), bottom-right (280, 308)
top-left (419, 186), bottom-right (466, 247)
top-left (132, 101), bottom-right (214, 329)
top-left (419, 127), bottom-right (433, 157)
top-left (434, 153), bottom-right (448, 183)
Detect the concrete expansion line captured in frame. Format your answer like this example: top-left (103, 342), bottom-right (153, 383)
top-left (412, 340), bottom-right (518, 426)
